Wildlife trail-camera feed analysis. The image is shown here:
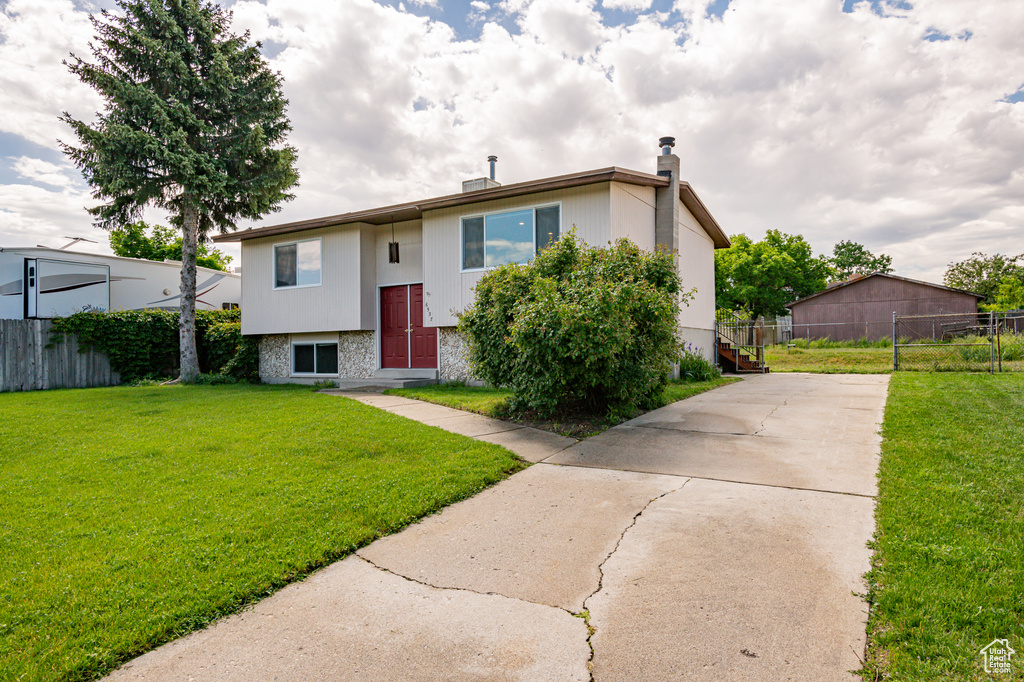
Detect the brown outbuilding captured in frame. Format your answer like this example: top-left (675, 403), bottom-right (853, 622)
top-left (785, 273), bottom-right (984, 342)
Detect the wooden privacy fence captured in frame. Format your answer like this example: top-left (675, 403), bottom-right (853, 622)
top-left (0, 319), bottom-right (120, 392)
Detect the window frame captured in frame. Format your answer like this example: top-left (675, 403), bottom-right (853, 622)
top-left (290, 341), bottom-right (339, 376)
top-left (273, 237), bottom-right (323, 290)
top-left (460, 202), bottom-right (562, 273)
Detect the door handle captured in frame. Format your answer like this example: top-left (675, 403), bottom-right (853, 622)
top-left (405, 328), bottom-right (413, 333)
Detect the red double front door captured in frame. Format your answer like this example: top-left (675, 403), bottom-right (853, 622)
top-left (380, 284), bottom-right (437, 369)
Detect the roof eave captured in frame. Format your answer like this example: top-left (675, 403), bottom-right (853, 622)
top-left (678, 182), bottom-right (730, 249)
top-left (212, 167), bottom-right (670, 243)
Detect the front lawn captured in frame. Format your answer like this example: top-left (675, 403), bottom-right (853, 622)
top-left (387, 376), bottom-right (738, 438)
top-left (864, 373), bottom-right (1024, 679)
top-left (0, 384), bottom-right (525, 682)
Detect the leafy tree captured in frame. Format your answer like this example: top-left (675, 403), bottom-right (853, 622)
top-left (829, 240), bottom-right (893, 279)
top-left (982, 277), bottom-right (1024, 311)
top-left (944, 252), bottom-right (1024, 302)
top-left (110, 220), bottom-right (233, 271)
top-left (715, 230), bottom-right (832, 318)
top-left (61, 0), bottom-right (298, 382)
top-left (459, 231), bottom-right (691, 417)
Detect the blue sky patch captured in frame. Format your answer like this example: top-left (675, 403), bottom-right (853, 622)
top-left (842, 0), bottom-right (913, 14)
top-left (1003, 87), bottom-right (1024, 104)
top-left (922, 27), bottom-right (950, 42)
top-left (706, 0), bottom-right (731, 19)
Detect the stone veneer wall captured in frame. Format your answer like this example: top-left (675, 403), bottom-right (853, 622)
top-left (438, 326), bottom-right (473, 383)
top-left (259, 334), bottom-right (290, 381)
top-left (338, 331), bottom-right (375, 378)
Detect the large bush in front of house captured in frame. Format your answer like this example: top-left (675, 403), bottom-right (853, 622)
top-left (458, 231), bottom-right (692, 416)
top-left (50, 309), bottom-right (254, 382)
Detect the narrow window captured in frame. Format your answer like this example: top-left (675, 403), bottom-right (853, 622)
top-left (275, 239), bottom-right (321, 288)
top-left (275, 244), bottom-right (296, 287)
top-left (463, 217), bottom-right (484, 269)
top-left (535, 206), bottom-right (560, 253)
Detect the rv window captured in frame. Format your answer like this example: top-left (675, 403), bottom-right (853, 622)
top-left (275, 239), bottom-right (321, 288)
top-left (461, 204), bottom-right (560, 270)
top-left (292, 342), bottom-right (338, 375)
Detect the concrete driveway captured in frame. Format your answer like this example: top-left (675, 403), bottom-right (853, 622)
top-left (106, 373), bottom-right (888, 681)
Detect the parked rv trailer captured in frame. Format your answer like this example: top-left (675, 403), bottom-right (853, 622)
top-left (0, 247), bottom-right (241, 320)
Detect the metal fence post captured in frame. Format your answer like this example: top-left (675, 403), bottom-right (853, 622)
top-left (892, 312), bottom-right (898, 371)
top-left (989, 311), bottom-right (995, 374)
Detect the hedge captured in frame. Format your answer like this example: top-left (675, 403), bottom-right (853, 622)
top-left (49, 309), bottom-right (258, 382)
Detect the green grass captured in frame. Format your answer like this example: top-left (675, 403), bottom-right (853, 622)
top-left (387, 377), bottom-right (738, 438)
top-left (0, 384), bottom-right (525, 682)
top-left (765, 345), bottom-right (893, 373)
top-left (386, 383), bottom-right (514, 415)
top-left (864, 373), bottom-right (1024, 679)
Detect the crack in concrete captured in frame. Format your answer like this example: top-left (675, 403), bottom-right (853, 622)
top-left (579, 477), bottom-right (693, 681)
top-left (355, 554), bottom-right (586, 619)
top-left (752, 399), bottom-right (786, 436)
top-left (356, 554), bottom-right (598, 678)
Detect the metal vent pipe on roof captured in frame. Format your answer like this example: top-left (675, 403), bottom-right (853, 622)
top-left (488, 155), bottom-right (497, 181)
top-left (659, 137), bottom-right (676, 155)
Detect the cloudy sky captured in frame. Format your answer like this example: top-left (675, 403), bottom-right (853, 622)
top-left (1, 0), bottom-right (1022, 282)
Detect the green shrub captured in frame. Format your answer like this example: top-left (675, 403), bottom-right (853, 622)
top-left (192, 372), bottom-right (238, 385)
top-left (678, 344), bottom-right (721, 381)
top-left (999, 333), bottom-right (1024, 362)
top-left (49, 309), bottom-right (241, 382)
top-left (204, 321), bottom-right (241, 373)
top-left (458, 231), bottom-right (691, 417)
top-left (220, 332), bottom-right (260, 382)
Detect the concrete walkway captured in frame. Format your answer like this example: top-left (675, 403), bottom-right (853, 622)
top-left (106, 374), bottom-right (887, 681)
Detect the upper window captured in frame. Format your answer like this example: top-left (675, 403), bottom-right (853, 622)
top-left (274, 239), bottom-right (321, 288)
top-left (462, 204), bottom-right (561, 270)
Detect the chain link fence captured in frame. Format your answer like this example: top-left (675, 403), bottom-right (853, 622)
top-left (893, 311), bottom-right (1024, 372)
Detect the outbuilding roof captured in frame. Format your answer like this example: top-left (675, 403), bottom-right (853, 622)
top-left (211, 166), bottom-right (731, 249)
top-left (785, 272), bottom-right (985, 308)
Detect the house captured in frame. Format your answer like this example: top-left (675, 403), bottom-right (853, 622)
top-left (0, 246), bottom-right (241, 320)
top-left (786, 272), bottom-right (984, 342)
top-left (212, 137), bottom-right (730, 385)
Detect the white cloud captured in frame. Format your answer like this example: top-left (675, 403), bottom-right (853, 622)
top-left (12, 157), bottom-right (76, 188)
top-left (1, 0), bottom-right (1023, 286)
top-left (0, 0), bottom-right (101, 147)
top-left (602, 0), bottom-right (653, 10)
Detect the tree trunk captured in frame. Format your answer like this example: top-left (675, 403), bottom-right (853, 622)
top-left (179, 201), bottom-right (201, 382)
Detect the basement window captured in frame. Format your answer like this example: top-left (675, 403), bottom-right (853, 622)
top-left (292, 342), bottom-right (338, 375)
top-left (462, 204), bottom-right (561, 270)
top-left (274, 238), bottom-right (321, 289)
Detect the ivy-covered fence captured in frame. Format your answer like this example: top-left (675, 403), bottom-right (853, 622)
top-left (49, 309), bottom-right (258, 383)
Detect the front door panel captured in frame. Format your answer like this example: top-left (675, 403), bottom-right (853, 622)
top-left (409, 284), bottom-right (438, 369)
top-left (380, 285), bottom-right (409, 368)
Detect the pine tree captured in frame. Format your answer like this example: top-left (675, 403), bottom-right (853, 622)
top-left (61, 0), bottom-right (298, 382)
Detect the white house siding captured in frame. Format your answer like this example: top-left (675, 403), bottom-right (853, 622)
top-left (375, 220), bottom-right (423, 287)
top-left (422, 183), bottom-right (613, 327)
top-left (609, 182), bottom-right (656, 251)
top-left (676, 201), bottom-right (717, 362)
top-left (241, 224), bottom-right (375, 336)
